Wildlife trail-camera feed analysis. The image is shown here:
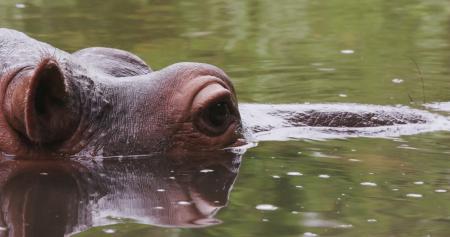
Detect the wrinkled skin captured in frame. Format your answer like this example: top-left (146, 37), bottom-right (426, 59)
top-left (0, 151), bottom-right (241, 236)
top-left (0, 29), bottom-right (242, 157)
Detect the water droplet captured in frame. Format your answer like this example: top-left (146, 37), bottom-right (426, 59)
top-left (256, 204), bottom-right (278, 211)
top-left (392, 78), bottom-right (404, 84)
top-left (0, 226), bottom-right (7, 231)
top-left (262, 218), bottom-right (269, 222)
top-left (287, 172), bottom-right (303, 176)
top-left (435, 189), bottom-right (447, 193)
top-left (295, 185), bottom-right (304, 189)
top-left (156, 189), bottom-right (165, 192)
top-left (39, 172), bottom-right (48, 176)
top-left (340, 49), bottom-right (355, 54)
top-left (318, 174), bottom-right (330, 179)
top-left (367, 219), bottom-right (377, 223)
top-left (102, 228), bottom-right (116, 234)
top-left (360, 182), bottom-right (377, 187)
top-left (339, 94), bottom-right (348, 98)
top-left (291, 211), bottom-right (299, 214)
top-left (413, 181), bottom-right (424, 185)
top-left (272, 175), bottom-right (281, 179)
top-left (406, 193), bottom-right (423, 198)
top-left (200, 169), bottom-right (214, 173)
top-left (154, 206), bottom-right (164, 210)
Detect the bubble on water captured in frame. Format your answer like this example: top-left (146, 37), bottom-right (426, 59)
top-left (200, 169), bottom-right (214, 173)
top-left (272, 175), bottom-right (281, 179)
top-left (177, 201), bottom-right (191, 205)
top-left (392, 78), bottom-right (404, 84)
top-left (102, 228), bottom-right (116, 234)
top-left (303, 232), bottom-right (318, 237)
top-left (338, 224), bottom-right (353, 228)
top-left (318, 67), bottom-right (336, 72)
top-left (348, 159), bottom-right (361, 162)
top-left (311, 151), bottom-right (341, 159)
top-left (406, 193), bottom-right (423, 198)
top-left (361, 182), bottom-right (377, 187)
top-left (318, 174), bottom-right (330, 179)
top-left (367, 219), bottom-right (377, 223)
top-left (398, 144), bottom-right (417, 150)
top-left (256, 204), bottom-right (278, 211)
top-left (287, 171), bottom-right (303, 176)
top-left (340, 49), bottom-right (355, 54)
top-left (413, 181), bottom-right (424, 185)
top-left (339, 94), bottom-right (348, 98)
top-left (182, 31), bottom-right (212, 38)
top-left (15, 3), bottom-right (26, 8)
top-left (156, 189), bottom-right (165, 192)
top-left (435, 189), bottom-right (448, 193)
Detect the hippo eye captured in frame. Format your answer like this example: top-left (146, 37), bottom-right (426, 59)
top-left (195, 98), bottom-right (237, 136)
top-left (206, 101), bottom-right (229, 127)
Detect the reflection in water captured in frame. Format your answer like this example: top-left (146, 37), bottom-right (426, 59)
top-left (0, 151), bottom-right (242, 236)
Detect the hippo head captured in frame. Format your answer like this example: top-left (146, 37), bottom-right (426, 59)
top-left (1, 47), bottom-right (242, 157)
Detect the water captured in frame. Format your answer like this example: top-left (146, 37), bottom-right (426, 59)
top-left (1, 0), bottom-right (450, 236)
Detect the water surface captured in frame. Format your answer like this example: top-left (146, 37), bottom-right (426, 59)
top-left (1, 0), bottom-right (450, 236)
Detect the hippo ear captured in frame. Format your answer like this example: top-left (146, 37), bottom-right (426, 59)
top-left (4, 59), bottom-right (80, 144)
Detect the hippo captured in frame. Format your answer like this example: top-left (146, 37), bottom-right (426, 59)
top-left (1, 28), bottom-right (449, 158)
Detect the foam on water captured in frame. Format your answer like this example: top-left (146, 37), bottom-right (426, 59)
top-left (424, 102), bottom-right (450, 113)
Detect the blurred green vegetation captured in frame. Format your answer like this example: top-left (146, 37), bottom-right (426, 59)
top-left (1, 0), bottom-right (449, 104)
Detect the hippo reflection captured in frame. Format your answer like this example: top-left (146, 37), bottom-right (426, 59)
top-left (0, 151), bottom-right (241, 236)
top-left (3, 28), bottom-right (450, 158)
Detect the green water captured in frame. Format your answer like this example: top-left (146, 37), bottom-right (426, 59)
top-left (1, 0), bottom-right (450, 236)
